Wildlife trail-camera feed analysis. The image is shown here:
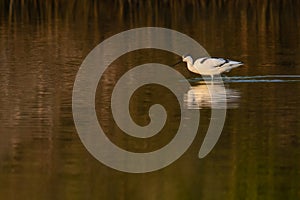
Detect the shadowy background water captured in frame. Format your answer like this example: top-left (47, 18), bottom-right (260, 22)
top-left (0, 0), bottom-right (300, 199)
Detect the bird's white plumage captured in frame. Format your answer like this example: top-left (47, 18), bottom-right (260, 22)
top-left (182, 55), bottom-right (243, 80)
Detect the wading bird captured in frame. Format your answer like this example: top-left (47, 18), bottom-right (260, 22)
top-left (173, 55), bottom-right (243, 81)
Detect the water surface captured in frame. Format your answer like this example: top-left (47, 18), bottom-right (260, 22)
top-left (0, 1), bottom-right (300, 199)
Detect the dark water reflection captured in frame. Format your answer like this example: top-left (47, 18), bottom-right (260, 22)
top-left (1, 1), bottom-right (300, 199)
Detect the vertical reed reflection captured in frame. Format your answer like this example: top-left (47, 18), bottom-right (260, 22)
top-left (0, 0), bottom-right (299, 199)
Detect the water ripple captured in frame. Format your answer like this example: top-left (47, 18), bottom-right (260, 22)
top-left (187, 75), bottom-right (300, 83)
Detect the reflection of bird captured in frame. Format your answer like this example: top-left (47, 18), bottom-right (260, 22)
top-left (174, 55), bottom-right (243, 81)
top-left (184, 84), bottom-right (240, 109)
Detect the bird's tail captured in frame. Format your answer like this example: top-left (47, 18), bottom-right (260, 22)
top-left (219, 61), bottom-right (243, 73)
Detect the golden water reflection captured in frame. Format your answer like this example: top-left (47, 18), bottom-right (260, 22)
top-left (184, 83), bottom-right (240, 109)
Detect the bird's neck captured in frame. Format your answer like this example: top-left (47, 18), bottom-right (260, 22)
top-left (185, 57), bottom-right (193, 69)
top-left (187, 62), bottom-right (194, 71)
top-left (186, 59), bottom-right (199, 74)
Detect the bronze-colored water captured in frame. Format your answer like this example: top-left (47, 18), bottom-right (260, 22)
top-left (0, 1), bottom-right (300, 199)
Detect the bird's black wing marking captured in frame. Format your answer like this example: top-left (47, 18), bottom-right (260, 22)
top-left (218, 59), bottom-right (229, 67)
top-left (210, 58), bottom-right (228, 68)
top-left (200, 57), bottom-right (210, 64)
